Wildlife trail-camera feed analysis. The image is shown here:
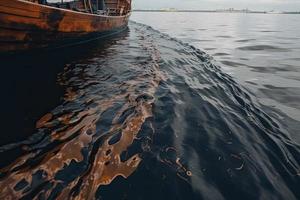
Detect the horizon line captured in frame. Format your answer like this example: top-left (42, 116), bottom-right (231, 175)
top-left (132, 9), bottom-right (300, 13)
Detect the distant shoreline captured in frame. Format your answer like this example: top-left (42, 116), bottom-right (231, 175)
top-left (133, 10), bottom-right (300, 14)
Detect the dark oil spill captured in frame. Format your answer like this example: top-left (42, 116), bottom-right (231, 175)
top-left (0, 21), bottom-right (300, 200)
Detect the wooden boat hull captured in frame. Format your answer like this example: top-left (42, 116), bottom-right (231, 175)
top-left (0, 0), bottom-right (130, 53)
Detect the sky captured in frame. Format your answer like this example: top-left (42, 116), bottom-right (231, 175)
top-left (132, 0), bottom-right (300, 11)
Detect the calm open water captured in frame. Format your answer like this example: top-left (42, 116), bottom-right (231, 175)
top-left (131, 12), bottom-right (300, 138)
top-left (0, 13), bottom-right (299, 200)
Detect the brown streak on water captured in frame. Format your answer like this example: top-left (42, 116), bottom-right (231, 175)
top-left (0, 35), bottom-right (165, 200)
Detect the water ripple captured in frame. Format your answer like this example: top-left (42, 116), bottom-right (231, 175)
top-left (0, 21), bottom-right (299, 200)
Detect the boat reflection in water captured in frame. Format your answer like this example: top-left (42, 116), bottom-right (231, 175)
top-left (0, 24), bottom-right (192, 199)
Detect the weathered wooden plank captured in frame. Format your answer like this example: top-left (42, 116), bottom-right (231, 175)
top-left (0, 4), bottom-right (40, 18)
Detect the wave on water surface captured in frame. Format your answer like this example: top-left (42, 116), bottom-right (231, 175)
top-left (0, 21), bottom-right (299, 200)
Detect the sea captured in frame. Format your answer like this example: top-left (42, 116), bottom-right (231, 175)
top-left (0, 12), bottom-right (299, 200)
